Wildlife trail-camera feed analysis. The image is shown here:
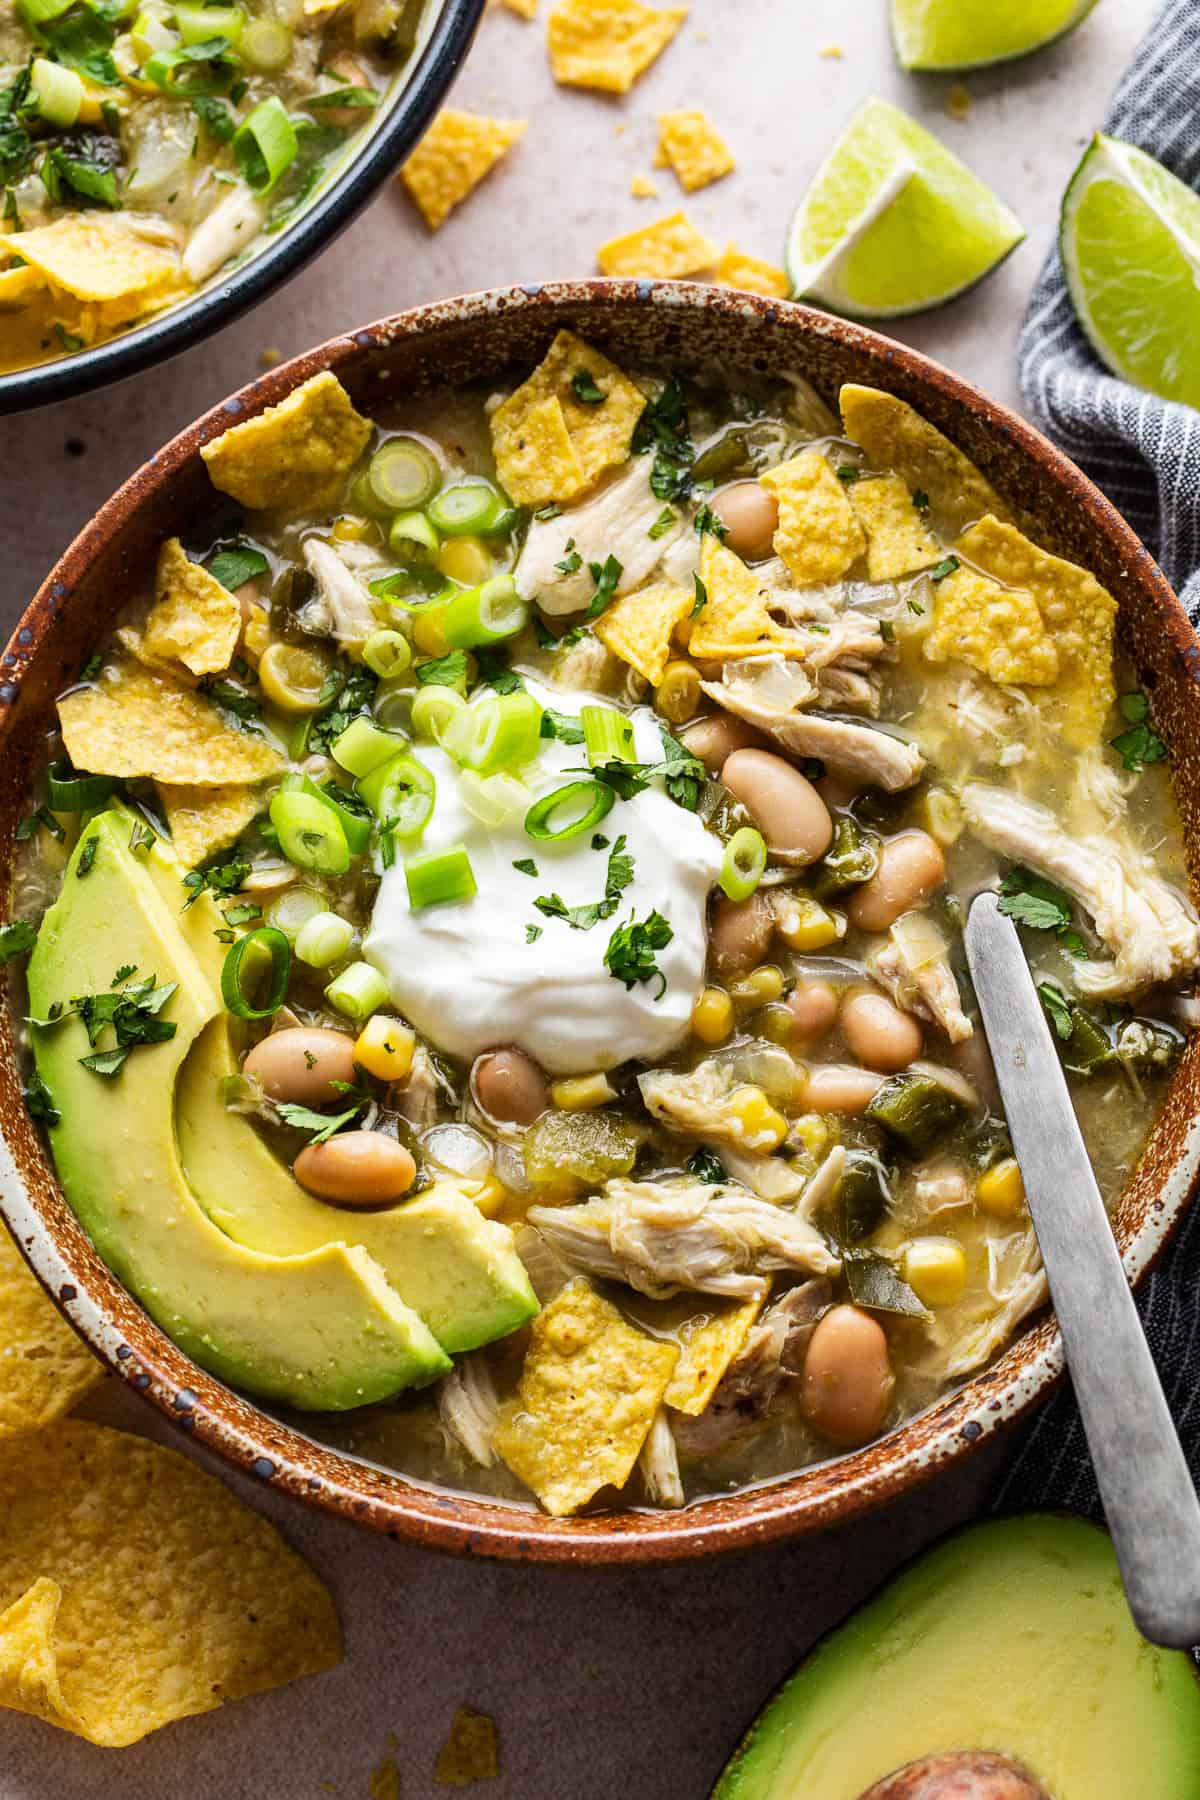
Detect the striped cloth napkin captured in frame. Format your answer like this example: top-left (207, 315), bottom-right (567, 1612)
top-left (995, 0), bottom-right (1200, 1525)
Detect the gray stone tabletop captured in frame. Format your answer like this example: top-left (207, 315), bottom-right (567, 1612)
top-left (0, 1), bottom-right (1158, 1794)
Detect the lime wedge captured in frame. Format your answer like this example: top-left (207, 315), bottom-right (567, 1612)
top-left (1061, 134), bottom-right (1200, 409)
top-left (892, 0), bottom-right (1099, 72)
top-left (786, 97), bottom-right (1024, 320)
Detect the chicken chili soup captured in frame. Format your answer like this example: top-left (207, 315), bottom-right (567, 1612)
top-left (0, 0), bottom-right (431, 374)
top-left (11, 338), bottom-right (1199, 1517)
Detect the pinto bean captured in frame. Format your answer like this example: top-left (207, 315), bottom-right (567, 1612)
top-left (786, 979), bottom-right (839, 1041)
top-left (681, 712), bottom-right (766, 775)
top-left (294, 1131), bottom-right (416, 1206)
top-left (797, 1063), bottom-right (883, 1114)
top-left (709, 890), bottom-right (775, 978)
top-left (847, 831), bottom-right (946, 933)
top-left (722, 748), bottom-right (834, 866)
top-left (243, 1027), bottom-right (357, 1105)
top-left (474, 1047), bottom-right (549, 1126)
top-left (711, 480), bottom-right (779, 561)
top-left (841, 989), bottom-right (923, 1072)
top-left (800, 1304), bottom-right (894, 1448)
top-left (858, 1751), bottom-right (1051, 1800)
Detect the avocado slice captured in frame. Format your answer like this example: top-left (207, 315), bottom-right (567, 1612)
top-left (27, 811), bottom-right (450, 1410)
top-left (713, 1514), bottom-right (1200, 1799)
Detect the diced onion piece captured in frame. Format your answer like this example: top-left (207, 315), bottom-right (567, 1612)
top-left (719, 826), bottom-right (767, 901)
top-left (581, 703), bottom-right (635, 768)
top-left (405, 844), bottom-right (477, 910)
top-left (220, 926), bottom-right (290, 1021)
top-left (325, 959), bottom-right (389, 1020)
top-left (442, 574), bottom-right (528, 648)
top-left (524, 779), bottom-right (615, 843)
top-left (331, 715), bottom-right (407, 777)
top-left (295, 909), bottom-right (355, 969)
top-left (368, 438), bottom-right (440, 511)
top-left (269, 790), bottom-right (350, 876)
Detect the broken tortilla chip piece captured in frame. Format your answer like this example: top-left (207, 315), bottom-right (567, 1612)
top-left (689, 536), bottom-right (801, 662)
top-left (434, 1707), bottom-right (501, 1786)
top-left (761, 449), bottom-right (866, 585)
top-left (0, 1227), bottom-right (101, 1440)
top-left (847, 474), bottom-right (941, 582)
top-left (156, 782), bottom-right (266, 869)
top-left (490, 329), bottom-right (646, 507)
top-left (200, 371), bottom-right (372, 514)
top-left (400, 108), bottom-right (527, 231)
top-left (493, 1278), bottom-right (678, 1515)
top-left (655, 109), bottom-right (735, 192)
top-left (924, 560), bottom-right (1059, 690)
top-left (0, 216), bottom-right (183, 323)
top-left (136, 538), bottom-right (241, 677)
top-left (547, 0), bottom-right (687, 93)
top-left (711, 242), bottom-right (790, 299)
top-left (593, 578), bottom-right (692, 684)
top-left (596, 210), bottom-right (717, 278)
top-left (499, 0), bottom-right (537, 16)
top-left (58, 661), bottom-right (282, 787)
top-left (839, 384), bottom-right (1010, 535)
top-left (0, 1421), bottom-right (341, 1746)
top-left (665, 1297), bottom-right (762, 1415)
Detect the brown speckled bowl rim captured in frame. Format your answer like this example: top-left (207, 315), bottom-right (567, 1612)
top-left (2, 279), bottom-right (1199, 1565)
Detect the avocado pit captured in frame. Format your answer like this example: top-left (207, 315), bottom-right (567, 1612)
top-left (859, 1751), bottom-right (1052, 1800)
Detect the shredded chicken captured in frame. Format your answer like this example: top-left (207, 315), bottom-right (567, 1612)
top-left (392, 1043), bottom-right (449, 1130)
top-left (674, 1279), bottom-right (832, 1456)
top-left (704, 658), bottom-right (924, 792)
top-left (638, 1054), bottom-right (793, 1153)
top-left (718, 1144), bottom-right (810, 1202)
top-left (514, 459), bottom-right (687, 615)
top-left (792, 1144), bottom-right (846, 1222)
top-left (528, 1179), bottom-right (841, 1302)
top-left (301, 537), bottom-right (377, 643)
top-left (436, 1354), bottom-right (500, 1468)
top-left (182, 185), bottom-right (266, 283)
top-left (942, 1229), bottom-right (1047, 1379)
top-left (963, 784), bottom-right (1200, 999)
top-left (868, 912), bottom-right (974, 1043)
top-left (638, 1408), bottom-right (684, 1507)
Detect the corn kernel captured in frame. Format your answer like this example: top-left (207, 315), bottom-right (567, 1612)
top-left (468, 1172), bottom-right (508, 1217)
top-left (730, 964), bottom-right (785, 1012)
top-left (774, 894), bottom-right (844, 951)
top-left (790, 1112), bottom-right (831, 1159)
top-left (550, 1072), bottom-right (616, 1111)
top-left (412, 606), bottom-right (451, 657)
top-left (655, 659), bottom-right (701, 724)
top-left (904, 1237), bottom-right (968, 1307)
top-left (975, 1157), bottom-right (1026, 1219)
top-left (240, 603), bottom-right (271, 664)
top-left (332, 514), bottom-right (376, 543)
top-left (77, 75), bottom-right (120, 123)
top-left (691, 986), bottom-right (734, 1044)
top-left (919, 786), bottom-right (964, 848)
top-left (438, 536), bottom-right (493, 585)
top-left (353, 1014), bottom-right (415, 1083)
top-left (728, 1085), bottom-right (788, 1151)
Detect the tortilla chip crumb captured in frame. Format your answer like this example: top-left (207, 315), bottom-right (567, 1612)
top-left (400, 109), bottom-right (527, 231)
top-left (490, 329), bottom-right (646, 506)
top-left (594, 578), bottom-right (693, 684)
top-left (630, 173), bottom-right (659, 198)
top-left (201, 371), bottom-right (371, 514)
top-left (499, 0), bottom-right (537, 15)
top-left (0, 1227), bottom-right (101, 1441)
top-left (654, 108), bottom-right (734, 192)
top-left (59, 661), bottom-right (282, 787)
top-left (847, 475), bottom-right (941, 582)
top-left (839, 383), bottom-right (1010, 535)
top-left (259, 346), bottom-right (282, 368)
top-left (945, 82), bottom-right (972, 121)
top-left (434, 1707), bottom-right (500, 1786)
top-left (596, 210), bottom-right (717, 278)
top-left (548, 0), bottom-right (687, 94)
top-left (712, 242), bottom-right (790, 298)
top-left (368, 1756), bottom-right (402, 1800)
top-left (138, 538), bottom-right (241, 677)
top-left (819, 42), bottom-right (844, 57)
top-left (761, 449), bottom-right (866, 585)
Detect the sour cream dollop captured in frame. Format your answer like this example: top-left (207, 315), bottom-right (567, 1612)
top-left (364, 682), bottom-right (723, 1075)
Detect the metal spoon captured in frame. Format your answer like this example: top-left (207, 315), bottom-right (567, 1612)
top-left (965, 889), bottom-right (1200, 1648)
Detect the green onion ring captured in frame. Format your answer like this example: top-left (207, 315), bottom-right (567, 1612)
top-left (220, 926), bottom-right (291, 1021)
top-left (524, 779), bottom-right (615, 843)
top-left (46, 760), bottom-right (116, 811)
top-left (719, 826), bottom-right (767, 901)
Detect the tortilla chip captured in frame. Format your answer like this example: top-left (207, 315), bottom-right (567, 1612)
top-left (655, 109), bottom-right (735, 192)
top-left (593, 578), bottom-right (693, 684)
top-left (0, 265), bottom-right (44, 309)
top-left (839, 384), bottom-right (1010, 534)
top-left (0, 1228), bottom-right (100, 1440)
top-left (547, 0), bottom-right (687, 93)
top-left (494, 1279), bottom-right (678, 1515)
top-left (761, 449), bottom-right (866, 585)
top-left (665, 1297), bottom-right (761, 1415)
top-left (490, 329), bottom-right (646, 506)
top-left (157, 782), bottom-right (267, 868)
top-left (689, 535), bottom-right (800, 661)
top-left (0, 1421), bottom-right (340, 1746)
top-left (400, 108), bottom-right (527, 231)
top-left (711, 242), bottom-right (790, 299)
top-left (0, 216), bottom-right (181, 316)
top-left (58, 661), bottom-right (282, 786)
top-left (135, 538), bottom-right (241, 677)
top-left (953, 515), bottom-right (1117, 746)
top-left (847, 474), bottom-right (941, 581)
top-left (434, 1707), bottom-right (501, 1785)
top-left (630, 173), bottom-right (659, 198)
top-left (596, 211), bottom-right (717, 278)
top-left (200, 371), bottom-right (372, 514)
top-left (924, 561), bottom-right (1059, 690)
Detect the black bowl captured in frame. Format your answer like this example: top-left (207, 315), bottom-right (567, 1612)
top-left (0, 0), bottom-right (484, 418)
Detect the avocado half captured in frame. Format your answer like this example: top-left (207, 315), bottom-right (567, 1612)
top-left (712, 1514), bottom-right (1200, 1800)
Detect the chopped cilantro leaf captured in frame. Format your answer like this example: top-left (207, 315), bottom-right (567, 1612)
top-left (1038, 981), bottom-right (1074, 1041)
top-left (307, 664), bottom-right (378, 755)
top-left (525, 923), bottom-right (543, 944)
top-left (1110, 694), bottom-right (1165, 771)
top-left (181, 852), bottom-right (250, 910)
top-left (930, 555), bottom-right (960, 582)
top-left (591, 833), bottom-right (610, 850)
top-left (207, 540), bottom-right (268, 591)
top-left (687, 1147), bottom-right (726, 1184)
top-left (80, 651), bottom-right (103, 682)
top-left (540, 708), bottom-right (585, 746)
top-left (691, 573), bottom-right (708, 618)
top-left (35, 970), bottom-right (180, 1080)
top-left (415, 651), bottom-right (468, 688)
top-left (633, 376), bottom-right (693, 502)
top-left (111, 963), bottom-right (136, 986)
top-left (694, 503), bottom-right (727, 541)
top-left (604, 909), bottom-right (673, 998)
top-left (24, 1071), bottom-right (58, 1127)
top-left (513, 857), bottom-right (539, 877)
top-left (648, 507), bottom-right (678, 541)
top-left (201, 678), bottom-right (263, 730)
top-left (570, 369), bottom-right (605, 405)
top-left (276, 1099), bottom-right (366, 1143)
top-left (998, 868), bottom-right (1084, 951)
top-left (76, 836), bottom-right (97, 878)
top-left (556, 538), bottom-right (582, 576)
top-left (0, 921), bottom-right (36, 961)
top-left (534, 834), bottom-right (634, 931)
top-left (586, 553), bottom-right (622, 620)
top-left (835, 465), bottom-right (861, 485)
top-left (475, 649), bottom-right (524, 694)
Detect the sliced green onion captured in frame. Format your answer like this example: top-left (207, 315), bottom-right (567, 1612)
top-left (581, 704), bottom-right (635, 768)
top-left (362, 630), bottom-right (412, 680)
top-left (233, 96), bottom-right (297, 193)
top-left (369, 438), bottom-right (440, 512)
top-left (373, 681), bottom-right (414, 733)
top-left (524, 780), bottom-right (615, 843)
top-left (131, 7), bottom-right (178, 57)
top-left (459, 771), bottom-right (530, 828)
top-left (301, 776), bottom-right (371, 855)
top-left (269, 790), bottom-right (350, 876)
top-left (220, 926), bottom-right (290, 1021)
top-left (442, 574), bottom-right (528, 649)
top-left (410, 684), bottom-right (467, 745)
top-left (348, 470), bottom-right (392, 521)
top-left (144, 38), bottom-right (234, 96)
top-left (387, 510), bottom-right (439, 559)
top-left (720, 826), bottom-right (767, 901)
top-left (30, 58), bottom-right (82, 128)
top-left (237, 15), bottom-right (292, 69)
top-left (325, 959), bottom-right (389, 1020)
top-left (330, 715), bottom-right (407, 778)
top-left (359, 752), bottom-right (436, 841)
top-left (295, 909), bottom-right (355, 969)
top-left (45, 759), bottom-right (116, 811)
top-left (428, 479), bottom-right (507, 538)
top-left (175, 3), bottom-right (243, 44)
top-left (17, 0), bottom-right (77, 26)
top-left (444, 690), bottom-right (543, 775)
top-left (405, 844), bottom-right (477, 911)
top-left (265, 884), bottom-right (325, 941)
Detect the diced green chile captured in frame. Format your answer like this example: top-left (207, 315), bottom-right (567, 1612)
top-left (811, 816), bottom-right (879, 900)
top-left (843, 1249), bottom-right (929, 1318)
top-left (1060, 1007), bottom-right (1115, 1078)
top-left (691, 431), bottom-right (752, 484)
top-left (823, 1151), bottom-right (890, 1244)
top-left (866, 1072), bottom-right (967, 1155)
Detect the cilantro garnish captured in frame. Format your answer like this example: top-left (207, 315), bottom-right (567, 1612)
top-left (604, 909), bottom-right (673, 997)
top-left (181, 851), bottom-right (250, 910)
top-left (591, 833), bottom-right (610, 850)
top-left (835, 465), bottom-right (861, 485)
top-left (579, 728), bottom-right (704, 811)
top-left (570, 370), bottom-right (605, 405)
top-left (222, 901), bottom-right (262, 926)
top-left (586, 553), bottom-right (623, 620)
top-left (687, 1147), bottom-right (726, 1184)
top-left (75, 836), bottom-right (97, 878)
top-left (201, 677), bottom-right (263, 730)
top-left (80, 650), bottom-right (103, 682)
top-left (23, 1071), bottom-right (59, 1127)
top-left (0, 921), bottom-right (36, 962)
top-left (694, 503), bottom-right (727, 541)
top-left (998, 868), bottom-right (1087, 955)
top-left (307, 664), bottom-right (378, 754)
top-left (525, 923), bottom-right (543, 944)
top-left (32, 969), bottom-right (180, 1079)
top-left (691, 573), bottom-right (708, 618)
top-left (556, 539), bottom-right (582, 576)
top-left (632, 377), bottom-right (693, 502)
top-left (513, 858), bottom-right (539, 878)
top-left (534, 834), bottom-right (634, 931)
top-left (930, 555), bottom-right (960, 582)
top-left (1110, 691), bottom-right (1166, 772)
top-left (415, 651), bottom-right (468, 688)
top-left (192, 95), bottom-right (236, 143)
top-left (1038, 981), bottom-right (1074, 1042)
top-left (475, 650), bottom-right (523, 694)
top-left (207, 540), bottom-right (268, 591)
top-left (275, 1098), bottom-right (366, 1143)
top-left (540, 708), bottom-right (586, 746)
top-left (648, 507), bottom-right (677, 541)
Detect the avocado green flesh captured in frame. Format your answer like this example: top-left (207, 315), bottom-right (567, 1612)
top-left (27, 811), bottom-right (450, 1409)
top-left (714, 1514), bottom-right (1200, 1799)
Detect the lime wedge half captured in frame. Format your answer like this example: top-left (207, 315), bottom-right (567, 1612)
top-left (1061, 134), bottom-right (1200, 409)
top-left (786, 97), bottom-right (1024, 320)
top-left (892, 0), bottom-right (1099, 73)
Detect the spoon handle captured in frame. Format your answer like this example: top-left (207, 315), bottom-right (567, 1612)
top-left (965, 890), bottom-right (1200, 1648)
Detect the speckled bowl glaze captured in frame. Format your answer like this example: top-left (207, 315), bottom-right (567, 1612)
top-left (3, 281), bottom-right (1199, 1563)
